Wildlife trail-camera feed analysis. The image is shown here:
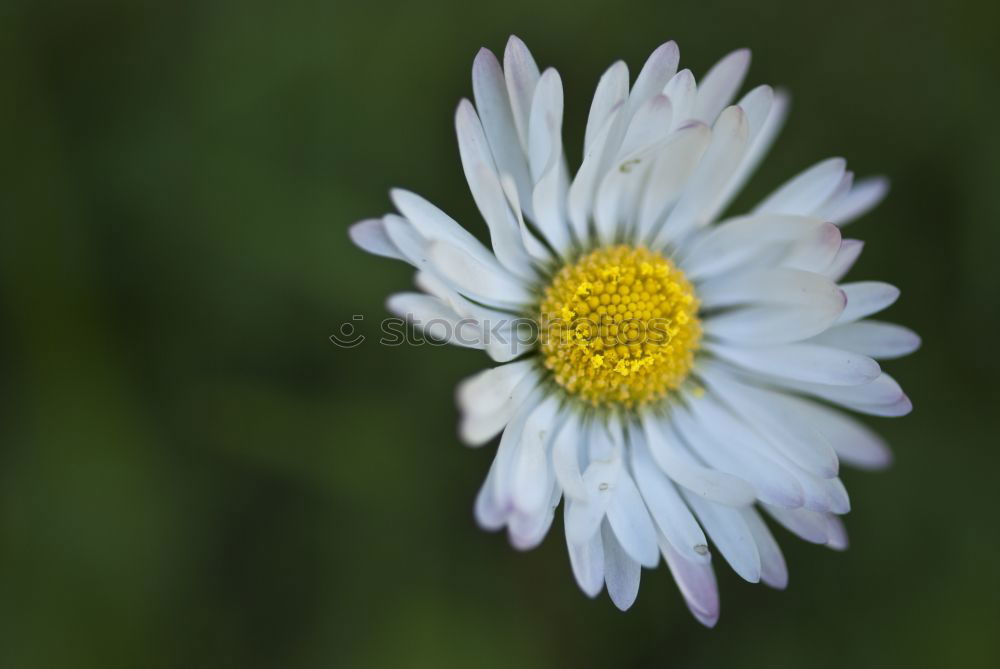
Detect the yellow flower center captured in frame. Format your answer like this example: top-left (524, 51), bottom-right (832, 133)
top-left (538, 245), bottom-right (702, 407)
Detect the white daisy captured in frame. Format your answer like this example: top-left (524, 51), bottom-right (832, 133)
top-left (349, 36), bottom-right (919, 625)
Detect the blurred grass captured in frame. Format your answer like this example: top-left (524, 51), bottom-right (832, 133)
top-left (1, 0), bottom-right (999, 667)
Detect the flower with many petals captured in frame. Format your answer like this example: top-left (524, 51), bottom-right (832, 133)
top-left (349, 36), bottom-right (918, 625)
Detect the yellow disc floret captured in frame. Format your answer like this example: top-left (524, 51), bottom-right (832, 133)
top-left (538, 245), bottom-right (701, 407)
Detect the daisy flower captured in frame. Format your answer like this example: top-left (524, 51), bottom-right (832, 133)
top-left (349, 36), bottom-right (919, 625)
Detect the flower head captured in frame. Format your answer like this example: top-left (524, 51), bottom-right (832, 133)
top-left (349, 36), bottom-right (918, 625)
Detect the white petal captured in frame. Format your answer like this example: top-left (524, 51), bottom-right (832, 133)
top-left (697, 361), bottom-right (840, 478)
top-left (413, 272), bottom-right (530, 363)
top-left (820, 169), bottom-right (854, 216)
top-left (508, 510), bottom-right (553, 551)
top-left (568, 102), bottom-right (627, 242)
top-left (458, 368), bottom-right (539, 446)
top-left (527, 72), bottom-right (562, 179)
top-left (781, 222), bottom-right (842, 272)
top-left (709, 84), bottom-right (776, 215)
top-left (841, 392), bottom-right (912, 417)
top-left (592, 166), bottom-right (630, 246)
top-left (683, 490), bottom-right (761, 583)
top-left (552, 411), bottom-right (587, 501)
top-left (821, 176), bottom-right (889, 226)
top-left (809, 320), bottom-right (921, 359)
top-left (510, 394), bottom-right (562, 514)
top-left (641, 412), bottom-right (756, 507)
top-left (456, 359), bottom-right (535, 418)
top-left (697, 267), bottom-right (845, 311)
top-left (507, 480), bottom-right (560, 550)
top-left (497, 174), bottom-right (551, 263)
top-left (740, 508), bottom-right (788, 589)
top-left (472, 48), bottom-right (534, 220)
top-left (527, 72), bottom-right (564, 175)
top-left (428, 239), bottom-right (531, 307)
top-left (659, 534), bottom-right (720, 627)
top-left (565, 504), bottom-right (605, 597)
top-left (349, 218), bottom-right (404, 260)
top-left (564, 448), bottom-right (622, 545)
top-left (775, 395), bottom-right (893, 470)
top-left (528, 68), bottom-right (571, 253)
top-left (684, 394), bottom-right (810, 504)
top-left (836, 281), bottom-right (901, 324)
top-left (821, 239), bottom-right (864, 282)
top-left (737, 84), bottom-right (775, 144)
top-left (583, 61), bottom-right (629, 154)
top-left (791, 466), bottom-right (848, 514)
top-left (602, 521), bottom-right (641, 611)
top-left (381, 214), bottom-right (432, 268)
top-left (385, 293), bottom-right (482, 349)
top-left (606, 469), bottom-right (660, 568)
top-left (708, 341), bottom-right (881, 386)
top-left (635, 122), bottom-right (711, 242)
top-left (593, 98), bottom-right (675, 245)
top-left (629, 41), bottom-right (680, 115)
top-left (734, 87), bottom-right (789, 196)
top-left (814, 475), bottom-right (850, 514)
top-left (662, 69), bottom-right (697, 127)
top-left (391, 189), bottom-right (501, 271)
top-left (454, 100), bottom-right (535, 280)
top-left (389, 217), bottom-right (532, 328)
top-left (763, 504), bottom-right (830, 544)
top-left (619, 94), bottom-right (674, 158)
top-left (824, 514), bottom-right (849, 550)
top-left (681, 214), bottom-right (833, 281)
top-left (490, 386), bottom-right (545, 511)
top-left (704, 300), bottom-right (846, 346)
top-left (761, 371), bottom-right (910, 415)
top-left (474, 459), bottom-right (506, 530)
top-left (482, 319), bottom-right (534, 363)
top-left (631, 436), bottom-right (711, 564)
top-left (503, 36), bottom-right (541, 152)
top-left (671, 403), bottom-right (804, 508)
top-left (754, 157), bottom-right (847, 216)
top-left (588, 414), bottom-right (622, 461)
top-left (655, 106), bottom-right (749, 245)
top-left (693, 48), bottom-right (751, 124)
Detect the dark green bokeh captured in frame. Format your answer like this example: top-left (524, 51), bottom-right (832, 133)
top-left (2, 0), bottom-right (999, 667)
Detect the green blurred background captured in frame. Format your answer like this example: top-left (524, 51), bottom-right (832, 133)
top-left (2, 0), bottom-right (999, 667)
